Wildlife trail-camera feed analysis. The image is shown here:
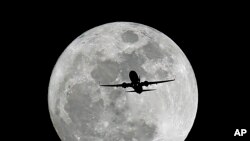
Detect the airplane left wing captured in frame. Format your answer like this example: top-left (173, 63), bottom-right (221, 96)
top-left (100, 82), bottom-right (131, 88)
top-left (141, 79), bottom-right (175, 86)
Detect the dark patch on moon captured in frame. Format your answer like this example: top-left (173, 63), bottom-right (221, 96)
top-left (108, 89), bottom-right (123, 101)
top-left (121, 30), bottom-right (139, 43)
top-left (142, 41), bottom-right (165, 60)
top-left (95, 50), bottom-right (104, 59)
top-left (155, 68), bottom-right (171, 79)
top-left (91, 59), bottom-right (120, 83)
top-left (64, 83), bottom-right (103, 125)
top-left (118, 51), bottom-right (148, 81)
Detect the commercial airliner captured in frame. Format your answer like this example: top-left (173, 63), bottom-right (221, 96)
top-left (100, 70), bottom-right (175, 94)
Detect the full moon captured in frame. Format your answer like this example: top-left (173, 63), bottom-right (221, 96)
top-left (48, 22), bottom-right (198, 141)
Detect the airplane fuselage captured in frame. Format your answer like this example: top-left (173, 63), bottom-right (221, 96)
top-left (129, 71), bottom-right (143, 94)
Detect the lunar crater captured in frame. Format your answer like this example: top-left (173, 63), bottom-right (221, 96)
top-left (121, 30), bottom-right (139, 43)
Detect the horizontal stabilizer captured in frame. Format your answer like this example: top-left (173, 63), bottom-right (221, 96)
top-left (126, 89), bottom-right (156, 93)
top-left (142, 89), bottom-right (156, 92)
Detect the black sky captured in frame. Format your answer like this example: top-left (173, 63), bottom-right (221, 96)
top-left (5, 3), bottom-right (249, 141)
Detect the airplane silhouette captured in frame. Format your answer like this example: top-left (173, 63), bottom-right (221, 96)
top-left (100, 70), bottom-right (175, 94)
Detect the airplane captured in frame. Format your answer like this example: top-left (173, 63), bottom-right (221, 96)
top-left (100, 70), bottom-right (175, 94)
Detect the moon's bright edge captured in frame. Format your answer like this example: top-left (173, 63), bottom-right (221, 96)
top-left (48, 22), bottom-right (198, 141)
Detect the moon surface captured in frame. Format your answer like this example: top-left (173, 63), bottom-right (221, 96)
top-left (48, 22), bottom-right (198, 141)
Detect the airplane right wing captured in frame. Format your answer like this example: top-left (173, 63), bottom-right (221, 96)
top-left (100, 82), bottom-right (132, 88)
top-left (141, 79), bottom-right (175, 87)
